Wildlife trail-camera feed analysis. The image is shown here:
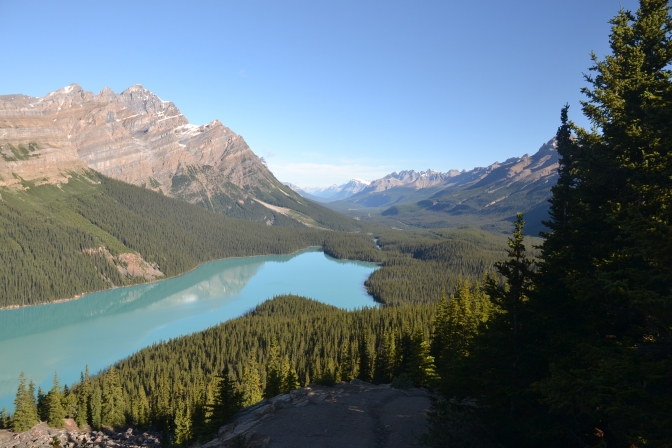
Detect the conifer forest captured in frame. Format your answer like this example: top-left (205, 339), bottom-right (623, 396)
top-left (1, 1), bottom-right (671, 447)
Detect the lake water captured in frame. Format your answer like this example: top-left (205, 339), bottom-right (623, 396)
top-left (0, 248), bottom-right (378, 412)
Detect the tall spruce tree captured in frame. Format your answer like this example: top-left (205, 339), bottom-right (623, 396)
top-left (263, 338), bottom-right (283, 399)
top-left (205, 365), bottom-right (243, 437)
top-left (46, 373), bottom-right (65, 428)
top-left (373, 330), bottom-right (396, 384)
top-left (430, 214), bottom-right (549, 447)
top-left (75, 367), bottom-right (91, 429)
top-left (357, 333), bottom-right (373, 383)
top-left (240, 355), bottom-right (263, 407)
top-left (281, 359), bottom-right (301, 393)
top-left (172, 401), bottom-right (193, 446)
top-left (101, 366), bottom-right (125, 428)
top-left (11, 372), bottom-right (39, 433)
top-left (533, 1), bottom-right (672, 445)
top-left (90, 384), bottom-right (102, 430)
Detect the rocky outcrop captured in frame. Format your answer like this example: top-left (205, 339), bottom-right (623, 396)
top-left (83, 247), bottom-right (164, 282)
top-left (200, 380), bottom-right (432, 448)
top-left (0, 84), bottom-right (281, 203)
top-left (0, 382), bottom-right (431, 448)
top-left (0, 420), bottom-right (160, 448)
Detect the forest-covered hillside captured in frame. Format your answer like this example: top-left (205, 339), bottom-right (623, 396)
top-left (0, 172), bottom-right (324, 307)
top-left (0, 170), bottom-right (510, 308)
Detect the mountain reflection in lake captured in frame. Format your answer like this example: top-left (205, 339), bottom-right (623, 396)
top-left (0, 248), bottom-right (378, 411)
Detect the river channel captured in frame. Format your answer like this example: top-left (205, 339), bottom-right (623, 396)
top-left (0, 248), bottom-right (378, 411)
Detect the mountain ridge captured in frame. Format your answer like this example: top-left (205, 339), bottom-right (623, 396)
top-left (317, 139), bottom-right (559, 233)
top-left (0, 84), bottom-right (363, 231)
top-left (294, 178), bottom-right (371, 202)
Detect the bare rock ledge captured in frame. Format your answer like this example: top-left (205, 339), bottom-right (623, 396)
top-left (200, 380), bottom-right (433, 448)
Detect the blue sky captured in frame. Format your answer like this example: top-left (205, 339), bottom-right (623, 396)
top-left (0, 0), bottom-right (641, 187)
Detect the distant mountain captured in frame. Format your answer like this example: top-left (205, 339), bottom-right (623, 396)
top-left (364, 169), bottom-right (460, 192)
top-left (325, 139), bottom-right (559, 234)
top-left (290, 178), bottom-right (370, 202)
top-left (0, 84), bottom-right (363, 231)
top-left (282, 182), bottom-right (329, 203)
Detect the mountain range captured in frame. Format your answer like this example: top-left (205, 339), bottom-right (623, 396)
top-left (0, 84), bottom-right (361, 231)
top-left (288, 139), bottom-right (559, 234)
top-left (285, 179), bottom-right (371, 202)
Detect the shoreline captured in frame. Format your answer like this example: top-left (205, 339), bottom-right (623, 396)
top-left (0, 245), bottom-right (325, 311)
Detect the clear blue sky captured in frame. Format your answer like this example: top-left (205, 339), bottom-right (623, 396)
top-left (0, 0), bottom-right (640, 187)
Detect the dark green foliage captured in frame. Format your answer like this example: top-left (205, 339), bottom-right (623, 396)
top-left (59, 295), bottom-right (436, 442)
top-left (357, 333), bottom-right (373, 383)
top-left (391, 329), bottom-right (438, 388)
top-left (75, 367), bottom-right (91, 429)
top-left (422, 399), bottom-right (495, 448)
top-left (0, 408), bottom-right (10, 429)
top-left (372, 331), bottom-right (395, 384)
top-left (90, 385), bottom-right (102, 430)
top-left (0, 168), bottom-right (510, 311)
top-left (204, 366), bottom-right (243, 438)
top-left (0, 173), bottom-right (331, 307)
top-left (101, 366), bottom-right (125, 428)
top-left (430, 217), bottom-right (555, 447)
top-left (361, 228), bottom-right (509, 306)
top-left (428, 2), bottom-right (672, 446)
top-left (263, 338), bottom-right (283, 399)
top-left (530, 1), bottom-right (672, 444)
top-left (46, 373), bottom-right (65, 428)
top-left (11, 373), bottom-right (38, 433)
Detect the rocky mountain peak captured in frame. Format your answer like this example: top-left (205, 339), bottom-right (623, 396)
top-left (96, 86), bottom-right (116, 101)
top-left (51, 83), bottom-right (84, 96)
top-left (0, 84), bottom-right (278, 200)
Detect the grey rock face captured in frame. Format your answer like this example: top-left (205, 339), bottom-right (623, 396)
top-left (0, 421), bottom-right (161, 448)
top-left (200, 380), bottom-right (432, 448)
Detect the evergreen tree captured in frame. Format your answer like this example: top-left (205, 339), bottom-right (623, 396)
top-left (357, 333), bottom-right (373, 383)
top-left (240, 355), bottom-right (263, 407)
top-left (281, 359), bottom-right (301, 393)
top-left (373, 331), bottom-right (396, 384)
top-left (263, 337), bottom-right (283, 399)
top-left (429, 290), bottom-right (450, 364)
top-left (172, 401), bottom-right (192, 446)
top-left (101, 366), bottom-right (125, 428)
top-left (484, 213), bottom-right (533, 359)
top-left (339, 339), bottom-right (356, 382)
top-left (0, 408), bottom-right (9, 429)
top-left (533, 1), bottom-right (672, 444)
top-left (61, 385), bottom-right (77, 419)
top-left (36, 387), bottom-right (48, 422)
top-left (90, 384), bottom-right (102, 430)
top-left (408, 329), bottom-right (439, 387)
top-left (434, 278), bottom-right (491, 375)
top-left (154, 371), bottom-right (173, 429)
top-left (27, 381), bottom-right (39, 425)
top-left (46, 372), bottom-right (65, 428)
top-left (75, 367), bottom-right (91, 429)
top-left (133, 386), bottom-right (150, 428)
top-left (394, 330), bottom-right (414, 379)
top-left (205, 366), bottom-right (243, 437)
top-left (11, 373), bottom-right (38, 432)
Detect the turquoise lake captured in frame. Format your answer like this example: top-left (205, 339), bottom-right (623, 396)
top-left (0, 248), bottom-right (378, 411)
